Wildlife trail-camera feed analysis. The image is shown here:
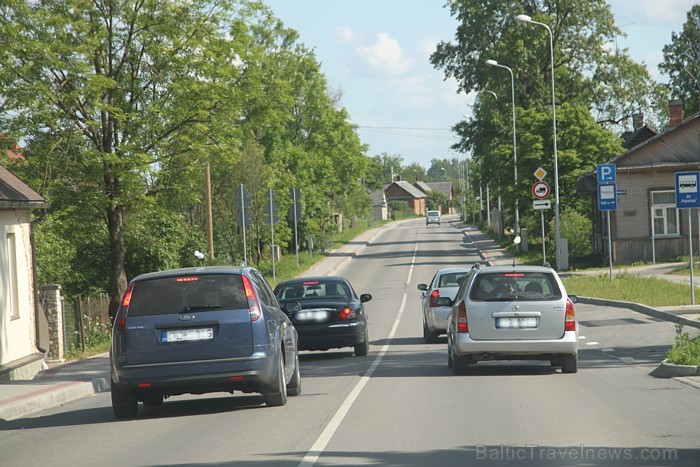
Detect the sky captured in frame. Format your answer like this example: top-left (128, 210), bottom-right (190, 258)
top-left (262, 0), bottom-right (697, 170)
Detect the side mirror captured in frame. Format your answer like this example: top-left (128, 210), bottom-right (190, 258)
top-left (568, 295), bottom-right (578, 304)
top-left (417, 283), bottom-right (428, 291)
top-left (360, 293), bottom-right (372, 303)
top-left (284, 302), bottom-right (302, 313)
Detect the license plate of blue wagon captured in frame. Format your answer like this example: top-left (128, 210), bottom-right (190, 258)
top-left (162, 328), bottom-right (214, 343)
top-left (496, 317), bottom-right (537, 329)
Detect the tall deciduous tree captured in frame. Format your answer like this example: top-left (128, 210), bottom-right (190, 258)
top-left (659, 5), bottom-right (700, 119)
top-left (0, 0), bottom-right (262, 316)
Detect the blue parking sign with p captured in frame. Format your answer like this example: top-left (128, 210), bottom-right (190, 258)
top-left (597, 163), bottom-right (616, 183)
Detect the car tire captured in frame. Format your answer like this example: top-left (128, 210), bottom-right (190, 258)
top-left (423, 321), bottom-right (439, 344)
top-left (111, 380), bottom-right (138, 419)
top-left (264, 351), bottom-right (288, 407)
top-left (561, 354), bottom-right (578, 374)
top-left (142, 395), bottom-right (164, 407)
top-left (451, 348), bottom-right (470, 375)
top-left (447, 341), bottom-right (453, 369)
top-left (354, 327), bottom-right (369, 357)
top-left (286, 353), bottom-right (302, 396)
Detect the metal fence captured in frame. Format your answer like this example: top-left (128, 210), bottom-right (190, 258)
top-left (61, 294), bottom-right (111, 353)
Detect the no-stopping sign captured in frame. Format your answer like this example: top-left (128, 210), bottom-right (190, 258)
top-left (532, 181), bottom-right (551, 199)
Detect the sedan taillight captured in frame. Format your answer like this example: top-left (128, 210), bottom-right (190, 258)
top-left (457, 301), bottom-right (468, 333)
top-left (429, 289), bottom-right (440, 307)
top-left (339, 307), bottom-right (356, 320)
top-left (564, 298), bottom-right (576, 332)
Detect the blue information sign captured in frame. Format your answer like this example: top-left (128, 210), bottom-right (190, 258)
top-left (675, 172), bottom-right (700, 208)
top-left (597, 163), bottom-right (616, 184)
top-left (598, 183), bottom-right (617, 211)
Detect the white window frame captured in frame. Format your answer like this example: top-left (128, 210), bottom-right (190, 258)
top-left (650, 190), bottom-right (680, 237)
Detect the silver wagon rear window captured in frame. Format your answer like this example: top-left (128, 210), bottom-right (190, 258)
top-left (469, 272), bottom-right (562, 302)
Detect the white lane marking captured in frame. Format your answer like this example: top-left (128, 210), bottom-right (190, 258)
top-left (406, 242), bottom-right (419, 286)
top-left (586, 341), bottom-right (600, 346)
top-left (619, 356), bottom-right (635, 363)
top-left (602, 348), bottom-right (615, 352)
top-left (298, 293), bottom-right (408, 467)
top-left (578, 335), bottom-right (587, 339)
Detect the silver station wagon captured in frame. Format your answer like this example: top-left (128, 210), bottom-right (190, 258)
top-left (443, 264), bottom-right (578, 374)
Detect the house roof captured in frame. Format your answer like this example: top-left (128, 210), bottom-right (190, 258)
top-left (426, 181), bottom-right (454, 197)
top-left (384, 180), bottom-right (427, 199)
top-left (576, 111), bottom-right (700, 194)
top-left (0, 164), bottom-right (48, 209)
top-left (413, 181), bottom-right (432, 194)
top-left (620, 125), bottom-right (658, 150)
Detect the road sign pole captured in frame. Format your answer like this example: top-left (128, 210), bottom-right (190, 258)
top-left (293, 188), bottom-right (299, 267)
top-left (270, 189), bottom-right (276, 283)
top-left (607, 210), bottom-right (613, 282)
top-left (689, 209), bottom-right (695, 305)
top-left (541, 211), bottom-right (546, 266)
top-left (240, 184), bottom-right (247, 265)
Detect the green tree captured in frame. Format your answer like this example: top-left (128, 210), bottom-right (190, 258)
top-left (0, 0), bottom-right (264, 315)
top-left (659, 5), bottom-right (700, 119)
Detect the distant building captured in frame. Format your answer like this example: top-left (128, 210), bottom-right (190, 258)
top-left (384, 179), bottom-right (427, 216)
top-left (370, 189), bottom-right (388, 221)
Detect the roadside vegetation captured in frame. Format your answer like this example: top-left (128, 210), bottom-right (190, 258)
top-left (666, 325), bottom-right (700, 366)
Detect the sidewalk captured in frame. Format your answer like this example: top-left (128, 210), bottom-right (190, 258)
top-left (1, 219), bottom-right (698, 422)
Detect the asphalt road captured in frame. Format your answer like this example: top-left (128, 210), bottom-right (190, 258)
top-left (1, 217), bottom-right (699, 466)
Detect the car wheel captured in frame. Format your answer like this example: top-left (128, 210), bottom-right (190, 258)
top-left (264, 352), bottom-right (288, 407)
top-left (142, 395), bottom-right (164, 407)
top-left (423, 321), bottom-right (439, 344)
top-left (451, 348), bottom-right (470, 375)
top-left (111, 380), bottom-right (138, 419)
top-left (354, 327), bottom-right (369, 357)
top-left (286, 353), bottom-right (302, 396)
top-left (561, 354), bottom-right (578, 374)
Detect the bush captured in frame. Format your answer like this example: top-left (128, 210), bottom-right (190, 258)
top-left (666, 324), bottom-right (700, 366)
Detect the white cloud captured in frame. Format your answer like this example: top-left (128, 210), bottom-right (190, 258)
top-left (355, 32), bottom-right (412, 76)
top-left (336, 25), bottom-right (357, 44)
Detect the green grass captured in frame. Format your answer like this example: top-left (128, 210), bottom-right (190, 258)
top-left (561, 272), bottom-right (700, 307)
top-left (666, 324), bottom-right (700, 366)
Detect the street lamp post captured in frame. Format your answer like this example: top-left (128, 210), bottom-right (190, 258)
top-left (516, 13), bottom-right (561, 269)
top-left (485, 59), bottom-right (519, 240)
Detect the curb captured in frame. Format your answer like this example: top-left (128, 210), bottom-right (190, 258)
top-left (577, 296), bottom-right (700, 330)
top-left (649, 360), bottom-right (700, 378)
top-left (0, 377), bottom-right (109, 422)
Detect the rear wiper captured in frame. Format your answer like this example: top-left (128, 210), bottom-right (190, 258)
top-left (184, 305), bottom-right (223, 311)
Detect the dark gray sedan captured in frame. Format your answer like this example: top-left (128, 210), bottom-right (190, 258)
top-left (110, 266), bottom-right (300, 419)
top-left (274, 276), bottom-right (372, 356)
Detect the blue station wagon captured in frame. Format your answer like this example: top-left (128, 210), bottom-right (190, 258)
top-left (110, 266), bottom-right (300, 419)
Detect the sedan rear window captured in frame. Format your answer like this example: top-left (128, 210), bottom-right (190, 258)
top-left (438, 272), bottom-right (467, 288)
top-left (469, 272), bottom-right (562, 301)
top-left (276, 281), bottom-right (350, 300)
top-left (127, 274), bottom-right (248, 316)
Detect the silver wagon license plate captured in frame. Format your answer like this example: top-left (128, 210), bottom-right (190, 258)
top-left (496, 317), bottom-right (537, 329)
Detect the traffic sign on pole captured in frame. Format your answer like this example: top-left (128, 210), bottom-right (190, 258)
top-left (532, 181), bottom-right (551, 199)
top-left (597, 183), bottom-right (617, 211)
top-left (675, 172), bottom-right (700, 208)
top-left (597, 163), bottom-right (616, 183)
top-left (533, 199), bottom-right (551, 210)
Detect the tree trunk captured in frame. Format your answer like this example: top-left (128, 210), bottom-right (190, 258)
top-left (107, 203), bottom-right (128, 320)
